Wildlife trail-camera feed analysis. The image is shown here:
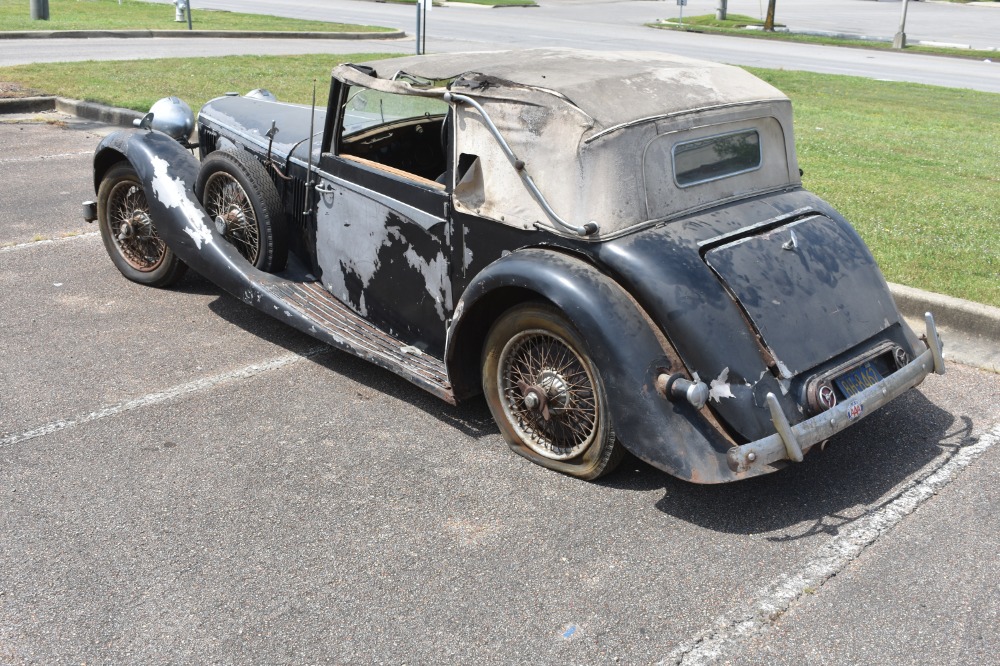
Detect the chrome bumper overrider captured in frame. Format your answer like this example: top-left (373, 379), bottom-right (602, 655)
top-left (727, 313), bottom-right (945, 473)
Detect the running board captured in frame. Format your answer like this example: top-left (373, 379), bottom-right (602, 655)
top-left (262, 281), bottom-right (454, 403)
top-left (100, 129), bottom-right (454, 404)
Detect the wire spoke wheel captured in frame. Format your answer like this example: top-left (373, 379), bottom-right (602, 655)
top-left (483, 304), bottom-right (622, 480)
top-left (499, 329), bottom-right (599, 460)
top-left (97, 162), bottom-right (186, 287)
top-left (203, 172), bottom-right (261, 265)
top-left (195, 149), bottom-right (287, 273)
top-left (106, 179), bottom-right (166, 272)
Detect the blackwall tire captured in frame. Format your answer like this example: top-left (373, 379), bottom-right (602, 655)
top-left (196, 149), bottom-right (287, 272)
top-left (97, 161), bottom-right (187, 288)
top-left (482, 303), bottom-right (623, 480)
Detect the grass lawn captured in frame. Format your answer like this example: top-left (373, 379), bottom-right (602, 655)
top-left (0, 55), bottom-right (995, 306)
top-left (0, 0), bottom-right (393, 32)
top-left (750, 68), bottom-right (998, 307)
top-left (651, 16), bottom-right (999, 61)
top-left (0, 54), bottom-right (396, 110)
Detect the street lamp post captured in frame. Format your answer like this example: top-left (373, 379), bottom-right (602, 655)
top-left (893, 0), bottom-right (910, 49)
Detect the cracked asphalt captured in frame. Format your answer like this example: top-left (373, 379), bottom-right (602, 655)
top-left (1, 115), bottom-right (998, 664)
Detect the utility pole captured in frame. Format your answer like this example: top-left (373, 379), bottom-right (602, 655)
top-left (893, 0), bottom-right (910, 49)
top-left (716, 0), bottom-right (728, 22)
top-left (30, 0), bottom-right (49, 20)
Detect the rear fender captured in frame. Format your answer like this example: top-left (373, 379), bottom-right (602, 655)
top-left (447, 248), bottom-right (762, 483)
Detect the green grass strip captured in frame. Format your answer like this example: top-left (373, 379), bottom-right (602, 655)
top-left (0, 0), bottom-right (393, 32)
top-left (749, 68), bottom-right (999, 307)
top-left (0, 54), bottom-right (397, 110)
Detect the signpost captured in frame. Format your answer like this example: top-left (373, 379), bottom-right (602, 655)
top-left (415, 0), bottom-right (430, 55)
top-left (677, 0), bottom-right (687, 27)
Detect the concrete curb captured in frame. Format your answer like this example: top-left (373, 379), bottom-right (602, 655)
top-left (0, 29), bottom-right (405, 40)
top-left (889, 282), bottom-right (1000, 338)
top-left (890, 283), bottom-right (999, 374)
top-left (1, 97), bottom-right (995, 373)
top-left (0, 96), bottom-right (144, 126)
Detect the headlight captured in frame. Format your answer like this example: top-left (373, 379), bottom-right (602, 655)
top-left (138, 96), bottom-right (195, 141)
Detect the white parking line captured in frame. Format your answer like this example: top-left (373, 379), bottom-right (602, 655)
top-left (0, 231), bottom-right (99, 253)
top-left (663, 422), bottom-right (1000, 665)
top-left (0, 347), bottom-right (328, 448)
top-left (0, 150), bottom-right (93, 165)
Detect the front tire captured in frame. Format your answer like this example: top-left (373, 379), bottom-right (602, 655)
top-left (482, 303), bottom-right (623, 480)
top-left (196, 149), bottom-right (287, 272)
top-left (97, 161), bottom-right (187, 287)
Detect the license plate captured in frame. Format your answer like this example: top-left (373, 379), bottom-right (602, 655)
top-left (834, 361), bottom-right (884, 398)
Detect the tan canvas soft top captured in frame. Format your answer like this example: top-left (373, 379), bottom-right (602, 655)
top-left (333, 48), bottom-right (788, 136)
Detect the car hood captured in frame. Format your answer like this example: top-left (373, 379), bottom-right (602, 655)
top-left (198, 95), bottom-right (325, 164)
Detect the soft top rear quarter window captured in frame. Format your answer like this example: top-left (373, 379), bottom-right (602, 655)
top-left (673, 129), bottom-right (761, 187)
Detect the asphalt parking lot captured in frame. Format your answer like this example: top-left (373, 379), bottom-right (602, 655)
top-left (1, 114), bottom-right (998, 665)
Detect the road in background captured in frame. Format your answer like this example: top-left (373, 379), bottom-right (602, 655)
top-left (1, 0), bottom-right (998, 92)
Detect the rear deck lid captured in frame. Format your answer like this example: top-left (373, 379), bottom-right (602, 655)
top-left (703, 214), bottom-right (899, 377)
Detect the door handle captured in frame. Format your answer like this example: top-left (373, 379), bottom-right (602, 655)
top-left (315, 182), bottom-right (336, 194)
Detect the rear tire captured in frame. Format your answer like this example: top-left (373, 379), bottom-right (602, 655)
top-left (196, 149), bottom-right (287, 272)
top-left (482, 303), bottom-right (623, 480)
top-left (97, 161), bottom-right (187, 287)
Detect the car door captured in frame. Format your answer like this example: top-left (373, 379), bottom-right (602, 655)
top-left (313, 85), bottom-right (453, 356)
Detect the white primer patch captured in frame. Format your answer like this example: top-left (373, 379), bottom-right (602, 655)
top-left (148, 155), bottom-right (213, 249)
top-left (662, 423), bottom-right (1000, 666)
top-left (402, 245), bottom-right (451, 322)
top-left (709, 367), bottom-right (735, 402)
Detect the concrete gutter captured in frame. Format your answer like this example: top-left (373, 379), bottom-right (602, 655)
top-left (1, 96), bottom-right (995, 373)
top-left (0, 29), bottom-right (405, 40)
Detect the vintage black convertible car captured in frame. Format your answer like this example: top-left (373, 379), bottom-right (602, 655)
top-left (85, 49), bottom-right (944, 483)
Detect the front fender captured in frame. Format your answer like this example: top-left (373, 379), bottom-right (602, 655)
top-left (93, 129), bottom-right (264, 290)
top-left (447, 248), bottom-right (762, 483)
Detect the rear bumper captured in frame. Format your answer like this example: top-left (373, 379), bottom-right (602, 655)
top-left (726, 313), bottom-right (945, 473)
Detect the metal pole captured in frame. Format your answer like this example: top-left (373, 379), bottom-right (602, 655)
top-left (716, 0), bottom-right (727, 22)
top-left (187, 0), bottom-right (193, 30)
top-left (415, 0), bottom-right (422, 54)
top-left (30, 0), bottom-right (50, 21)
top-left (893, 0), bottom-right (910, 49)
top-left (422, 0), bottom-right (428, 54)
